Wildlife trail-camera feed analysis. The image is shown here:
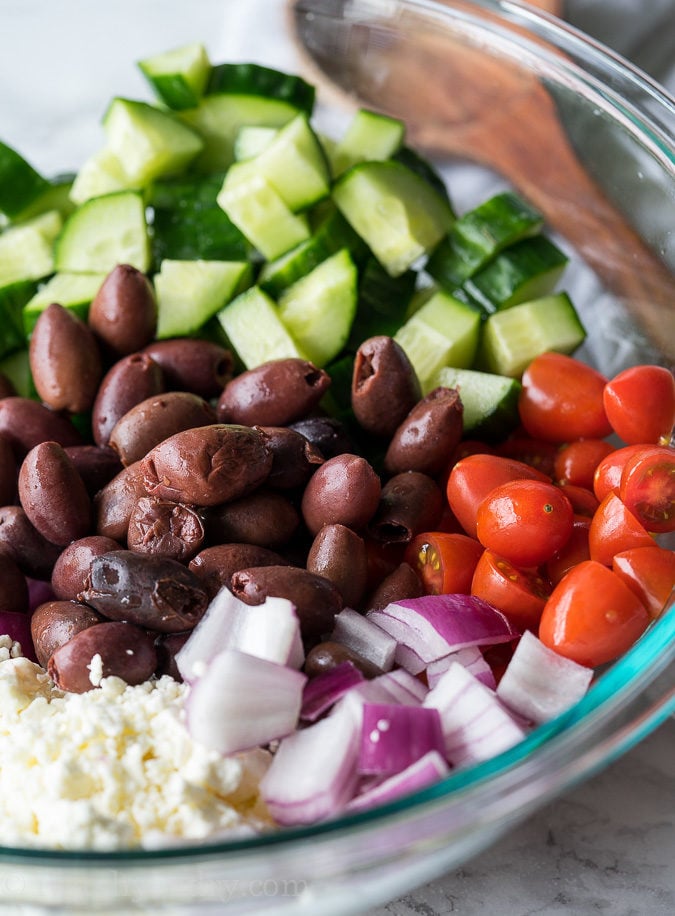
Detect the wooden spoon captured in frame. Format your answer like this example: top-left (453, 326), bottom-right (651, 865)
top-left (288, 0), bottom-right (675, 361)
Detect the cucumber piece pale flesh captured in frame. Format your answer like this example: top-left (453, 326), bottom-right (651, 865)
top-left (23, 272), bottom-right (107, 334)
top-left (138, 42), bottom-right (211, 111)
top-left (433, 365), bottom-right (522, 443)
top-left (217, 286), bottom-right (307, 369)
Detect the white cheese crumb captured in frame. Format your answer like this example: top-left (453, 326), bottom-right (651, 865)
top-left (87, 652), bottom-right (104, 687)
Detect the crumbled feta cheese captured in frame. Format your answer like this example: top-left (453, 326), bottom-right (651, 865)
top-left (87, 652), bottom-right (104, 687)
top-left (0, 634), bottom-right (23, 662)
top-left (0, 653), bottom-right (273, 850)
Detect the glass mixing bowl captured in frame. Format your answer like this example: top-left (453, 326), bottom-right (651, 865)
top-left (0, 0), bottom-right (672, 912)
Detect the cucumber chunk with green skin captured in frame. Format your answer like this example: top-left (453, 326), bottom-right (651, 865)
top-left (427, 191), bottom-right (544, 290)
top-left (333, 160), bottom-right (454, 277)
top-left (347, 257), bottom-right (416, 351)
top-left (0, 217), bottom-right (58, 287)
top-left (217, 286), bottom-right (307, 369)
top-left (138, 42), bottom-right (211, 111)
top-left (478, 291), bottom-right (586, 378)
top-left (179, 95), bottom-right (302, 173)
top-left (11, 174), bottom-right (75, 224)
top-left (207, 63), bottom-right (315, 115)
top-left (0, 280), bottom-right (38, 356)
top-left (433, 366), bottom-right (522, 442)
top-left (252, 114), bottom-right (330, 212)
top-left (277, 249), bottom-right (357, 367)
top-left (393, 146), bottom-right (452, 204)
top-left (330, 109), bottom-right (405, 177)
top-left (103, 98), bottom-right (204, 186)
top-left (462, 235), bottom-right (568, 312)
top-left (22, 272), bottom-right (107, 334)
top-left (0, 347), bottom-right (34, 399)
top-left (217, 161), bottom-right (310, 260)
top-left (55, 191), bottom-right (151, 274)
top-left (154, 259), bottom-right (253, 339)
top-left (234, 126), bottom-right (279, 161)
top-left (0, 141), bottom-right (50, 219)
top-left (394, 289), bottom-right (482, 392)
top-left (70, 148), bottom-right (135, 205)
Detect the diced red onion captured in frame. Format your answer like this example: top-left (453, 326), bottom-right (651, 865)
top-left (186, 648), bottom-right (306, 755)
top-left (331, 608), bottom-right (397, 672)
top-left (301, 661), bottom-right (365, 722)
top-left (260, 697), bottom-right (361, 825)
top-left (346, 667), bottom-right (427, 711)
top-left (0, 611), bottom-right (37, 662)
top-left (496, 630), bottom-right (593, 724)
top-left (177, 590), bottom-right (302, 681)
top-left (392, 642), bottom-right (427, 675)
top-left (358, 703), bottom-right (445, 777)
top-left (427, 647), bottom-right (496, 690)
top-left (424, 662), bottom-right (526, 768)
top-left (347, 751), bottom-right (450, 813)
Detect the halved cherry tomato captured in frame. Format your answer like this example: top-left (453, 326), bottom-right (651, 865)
top-left (612, 546), bottom-right (675, 619)
top-left (603, 365), bottom-right (675, 445)
top-left (554, 438), bottom-right (614, 489)
top-left (446, 453), bottom-right (548, 539)
top-left (588, 492), bottom-right (654, 566)
top-left (404, 532), bottom-right (483, 595)
top-left (545, 516), bottom-right (591, 585)
top-left (476, 478), bottom-right (574, 568)
top-left (495, 436), bottom-right (557, 478)
top-left (538, 560), bottom-right (650, 667)
top-left (471, 549), bottom-right (550, 631)
top-left (518, 352), bottom-right (613, 443)
top-left (593, 444), bottom-right (650, 502)
top-left (619, 445), bottom-right (675, 534)
top-left (556, 483), bottom-right (599, 517)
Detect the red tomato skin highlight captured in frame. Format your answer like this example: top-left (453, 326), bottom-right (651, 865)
top-left (612, 546), bottom-right (675, 620)
top-left (554, 438), bottom-right (614, 489)
top-left (538, 560), bottom-right (650, 667)
top-left (471, 548), bottom-right (550, 632)
top-left (593, 444), bottom-right (651, 502)
top-left (556, 483), bottom-right (599, 517)
top-left (618, 445), bottom-right (675, 534)
top-left (588, 492), bottom-right (654, 566)
top-left (546, 516), bottom-right (591, 585)
top-left (518, 352), bottom-right (612, 443)
top-left (603, 365), bottom-right (675, 445)
top-left (404, 531), bottom-right (483, 595)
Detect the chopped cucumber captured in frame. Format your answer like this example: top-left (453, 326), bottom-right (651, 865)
top-left (478, 292), bottom-right (586, 377)
top-left (348, 257), bottom-right (416, 350)
top-left (433, 366), bottom-right (522, 442)
top-left (138, 42), bottom-right (211, 110)
top-left (216, 161), bottom-right (310, 260)
top-left (252, 114), bottom-right (330, 211)
top-left (333, 160), bottom-right (454, 276)
top-left (234, 126), bottom-right (278, 161)
top-left (0, 217), bottom-right (57, 286)
top-left (217, 285), bottom-right (306, 369)
top-left (11, 173), bottom-right (75, 223)
top-left (103, 98), bottom-right (203, 186)
top-left (0, 280), bottom-right (38, 357)
top-left (23, 272), bottom-right (107, 334)
top-left (463, 235), bottom-right (568, 312)
top-left (277, 249), bottom-right (357, 367)
top-left (394, 289), bottom-right (482, 392)
top-left (55, 191), bottom-right (151, 274)
top-left (392, 146), bottom-right (452, 204)
top-left (0, 347), bottom-right (34, 399)
top-left (70, 148), bottom-right (133, 205)
top-left (0, 140), bottom-right (50, 219)
top-left (427, 191), bottom-right (544, 290)
top-left (330, 109), bottom-right (405, 176)
top-left (154, 259), bottom-right (253, 339)
top-left (207, 63), bottom-right (315, 114)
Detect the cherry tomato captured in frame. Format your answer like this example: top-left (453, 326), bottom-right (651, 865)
top-left (446, 453), bottom-right (548, 539)
top-left (603, 365), bottom-right (675, 445)
top-left (476, 479), bottom-right (574, 568)
top-left (554, 438), bottom-right (614, 489)
top-left (495, 436), bottom-right (557, 478)
top-left (518, 352), bottom-right (612, 443)
top-left (404, 532), bottom-right (483, 595)
top-left (593, 444), bottom-right (649, 502)
top-left (438, 440), bottom-right (494, 491)
top-left (619, 445), bottom-right (675, 534)
top-left (538, 560), bottom-right (650, 667)
top-left (612, 546), bottom-right (675, 620)
top-left (588, 492), bottom-right (654, 566)
top-left (471, 549), bottom-right (550, 632)
top-left (556, 483), bottom-right (599, 517)
top-left (545, 516), bottom-right (591, 585)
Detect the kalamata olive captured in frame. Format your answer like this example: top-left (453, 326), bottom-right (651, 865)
top-left (303, 641), bottom-right (379, 678)
top-left (94, 460), bottom-right (148, 541)
top-left (366, 561), bottom-right (424, 611)
top-left (384, 386), bottom-right (464, 476)
top-left (230, 565), bottom-right (343, 639)
top-left (205, 489), bottom-right (299, 549)
top-left (29, 303), bottom-right (103, 413)
top-left (109, 392), bottom-right (217, 467)
top-left (88, 264), bottom-right (157, 357)
top-left (0, 433), bottom-right (17, 506)
top-left (0, 506), bottom-right (62, 579)
top-left (0, 553), bottom-right (29, 612)
top-left (48, 621), bottom-right (157, 693)
top-left (258, 426), bottom-right (324, 489)
top-left (127, 496), bottom-right (205, 562)
top-left (30, 599), bottom-right (104, 668)
top-left (154, 631), bottom-right (191, 681)
top-left (352, 336), bottom-right (421, 437)
top-left (51, 535), bottom-right (120, 601)
top-left (0, 397), bottom-right (83, 457)
top-left (80, 550), bottom-right (209, 633)
top-left (63, 445), bottom-right (124, 497)
top-left (301, 453), bottom-right (381, 536)
top-left (289, 416), bottom-right (356, 460)
top-left (217, 358), bottom-right (331, 427)
top-left (0, 373), bottom-right (16, 399)
top-left (368, 471), bottom-right (444, 544)
top-left (142, 424), bottom-right (273, 507)
top-left (306, 524), bottom-right (368, 609)
top-left (188, 543), bottom-right (288, 599)
top-left (18, 441), bottom-right (92, 546)
top-left (92, 352), bottom-right (165, 447)
top-left (142, 339), bottom-right (233, 399)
